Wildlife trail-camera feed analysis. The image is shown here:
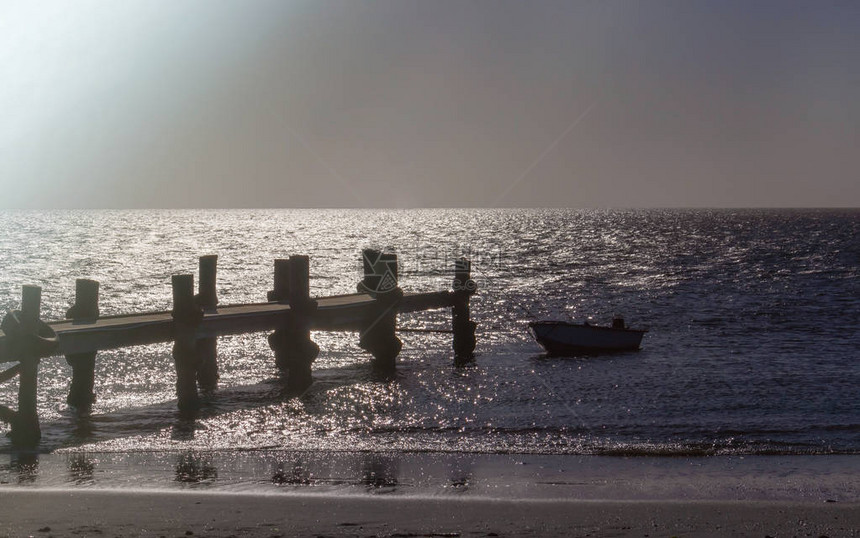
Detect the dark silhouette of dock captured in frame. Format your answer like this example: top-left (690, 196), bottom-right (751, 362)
top-left (0, 250), bottom-right (477, 447)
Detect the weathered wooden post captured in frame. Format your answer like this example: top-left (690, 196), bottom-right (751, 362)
top-left (267, 259), bottom-right (290, 302)
top-left (452, 257), bottom-right (477, 365)
top-left (358, 249), bottom-right (382, 295)
top-left (287, 255), bottom-right (319, 388)
top-left (195, 255), bottom-right (219, 391)
top-left (15, 286), bottom-right (43, 445)
top-left (65, 279), bottom-right (99, 408)
top-left (358, 250), bottom-right (403, 372)
top-left (172, 274), bottom-right (202, 411)
top-left (0, 285), bottom-right (57, 446)
top-left (268, 256), bottom-right (319, 392)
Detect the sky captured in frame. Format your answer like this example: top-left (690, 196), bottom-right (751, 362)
top-left (1, 0), bottom-right (858, 208)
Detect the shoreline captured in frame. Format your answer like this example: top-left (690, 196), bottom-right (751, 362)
top-left (3, 451), bottom-right (859, 503)
top-left (2, 489), bottom-right (859, 537)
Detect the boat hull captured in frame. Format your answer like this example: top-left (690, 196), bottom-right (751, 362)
top-left (529, 321), bottom-right (645, 355)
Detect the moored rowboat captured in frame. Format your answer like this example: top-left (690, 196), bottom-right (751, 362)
top-left (529, 318), bottom-right (645, 355)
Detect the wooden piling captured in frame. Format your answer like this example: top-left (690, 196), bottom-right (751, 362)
top-left (172, 274), bottom-right (202, 410)
top-left (268, 256), bottom-right (319, 393)
top-left (20, 285), bottom-right (41, 327)
top-left (196, 256), bottom-right (219, 391)
top-left (197, 255), bottom-right (218, 308)
top-left (358, 252), bottom-right (403, 371)
top-left (288, 255), bottom-right (311, 306)
top-left (267, 259), bottom-right (290, 302)
top-left (452, 257), bottom-right (477, 365)
top-left (359, 249), bottom-right (400, 296)
top-left (288, 255), bottom-right (319, 389)
top-left (358, 248), bottom-right (380, 295)
top-left (12, 285), bottom-right (44, 446)
top-left (65, 279), bottom-right (99, 408)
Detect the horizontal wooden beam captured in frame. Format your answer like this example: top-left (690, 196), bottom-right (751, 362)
top-left (0, 404), bottom-right (16, 424)
top-left (0, 363), bottom-right (21, 384)
top-left (0, 291), bottom-right (455, 363)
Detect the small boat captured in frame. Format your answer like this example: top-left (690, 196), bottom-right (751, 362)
top-left (529, 318), bottom-right (646, 355)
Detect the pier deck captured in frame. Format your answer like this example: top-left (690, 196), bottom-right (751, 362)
top-left (0, 290), bottom-right (454, 362)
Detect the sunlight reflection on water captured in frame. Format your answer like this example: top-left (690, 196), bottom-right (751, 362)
top-left (0, 209), bottom-right (857, 456)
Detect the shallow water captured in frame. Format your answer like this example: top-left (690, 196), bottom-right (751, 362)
top-left (3, 451), bottom-right (860, 502)
top-left (0, 209), bottom-right (858, 456)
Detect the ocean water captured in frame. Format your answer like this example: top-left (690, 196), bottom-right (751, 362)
top-left (0, 208), bottom-right (858, 461)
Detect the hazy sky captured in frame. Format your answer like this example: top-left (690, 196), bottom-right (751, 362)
top-left (1, 0), bottom-right (858, 208)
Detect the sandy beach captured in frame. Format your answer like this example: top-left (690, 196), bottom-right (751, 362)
top-left (1, 489), bottom-right (858, 537)
top-left (2, 452), bottom-right (859, 536)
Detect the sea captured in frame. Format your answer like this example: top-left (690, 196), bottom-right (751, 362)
top-left (0, 208), bottom-right (858, 497)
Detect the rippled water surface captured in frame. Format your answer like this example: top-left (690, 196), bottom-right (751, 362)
top-left (0, 209), bottom-right (858, 456)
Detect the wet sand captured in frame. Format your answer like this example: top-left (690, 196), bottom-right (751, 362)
top-left (3, 453), bottom-right (859, 536)
top-left (2, 490), bottom-right (859, 537)
top-left (5, 452), bottom-right (860, 502)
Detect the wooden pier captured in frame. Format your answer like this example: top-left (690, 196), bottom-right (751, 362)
top-left (0, 251), bottom-right (477, 447)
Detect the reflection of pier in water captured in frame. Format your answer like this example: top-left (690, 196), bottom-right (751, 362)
top-left (4, 451), bottom-right (38, 484)
top-left (361, 454), bottom-right (399, 492)
top-left (0, 356), bottom-right (419, 454)
top-left (176, 452), bottom-right (218, 484)
top-left (0, 451), bottom-right (480, 495)
top-left (448, 457), bottom-right (474, 493)
top-left (0, 251), bottom-right (478, 448)
top-left (68, 453), bottom-right (95, 485)
top-left (270, 452), bottom-right (401, 492)
top-left (272, 459), bottom-right (312, 486)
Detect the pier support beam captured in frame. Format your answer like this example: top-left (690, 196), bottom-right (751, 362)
top-left (358, 250), bottom-right (403, 372)
top-left (195, 255), bottom-right (219, 391)
top-left (172, 274), bottom-right (203, 411)
top-left (268, 256), bottom-right (319, 393)
top-left (14, 286), bottom-right (42, 446)
top-left (452, 257), bottom-right (477, 365)
top-left (65, 279), bottom-right (99, 408)
top-left (1, 286), bottom-right (53, 447)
